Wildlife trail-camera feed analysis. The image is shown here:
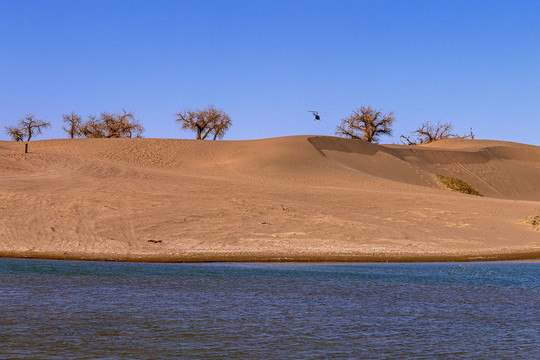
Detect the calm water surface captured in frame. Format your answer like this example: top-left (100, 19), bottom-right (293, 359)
top-left (0, 259), bottom-right (539, 359)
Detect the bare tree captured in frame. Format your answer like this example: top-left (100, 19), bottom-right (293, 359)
top-left (4, 114), bottom-right (51, 142)
top-left (5, 126), bottom-right (25, 142)
top-left (79, 110), bottom-right (144, 138)
top-left (79, 115), bottom-right (106, 138)
top-left (62, 112), bottom-right (82, 138)
top-left (400, 121), bottom-right (475, 145)
top-left (211, 116), bottom-right (232, 140)
top-left (175, 106), bottom-right (232, 140)
top-left (99, 110), bottom-right (144, 138)
top-left (335, 106), bottom-right (395, 143)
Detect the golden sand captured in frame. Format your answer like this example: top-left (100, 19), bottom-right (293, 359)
top-left (1, 136), bottom-right (539, 262)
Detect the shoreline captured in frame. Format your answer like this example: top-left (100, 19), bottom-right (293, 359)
top-left (2, 250), bottom-right (539, 263)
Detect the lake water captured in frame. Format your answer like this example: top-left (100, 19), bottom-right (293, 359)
top-left (0, 259), bottom-right (539, 359)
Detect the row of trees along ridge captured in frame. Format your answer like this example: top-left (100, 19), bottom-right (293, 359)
top-left (4, 107), bottom-right (232, 142)
top-left (4, 105), bottom-right (473, 145)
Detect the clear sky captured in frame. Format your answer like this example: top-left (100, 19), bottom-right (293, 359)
top-left (1, 0), bottom-right (539, 145)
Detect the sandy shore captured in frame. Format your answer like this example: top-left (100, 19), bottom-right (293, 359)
top-left (1, 136), bottom-right (539, 262)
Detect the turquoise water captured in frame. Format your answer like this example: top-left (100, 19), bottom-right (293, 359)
top-left (0, 259), bottom-right (539, 359)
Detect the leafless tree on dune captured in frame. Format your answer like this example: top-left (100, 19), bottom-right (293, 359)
top-left (400, 121), bottom-right (474, 145)
top-left (336, 106), bottom-right (395, 143)
top-left (4, 114), bottom-right (51, 142)
top-left (62, 112), bottom-right (82, 139)
top-left (175, 106), bottom-right (232, 140)
top-left (79, 110), bottom-right (144, 138)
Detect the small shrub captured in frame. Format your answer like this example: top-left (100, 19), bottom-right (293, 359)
top-left (436, 175), bottom-right (483, 196)
top-left (519, 216), bottom-right (540, 231)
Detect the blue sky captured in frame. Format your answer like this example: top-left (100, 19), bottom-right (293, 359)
top-left (1, 0), bottom-right (539, 145)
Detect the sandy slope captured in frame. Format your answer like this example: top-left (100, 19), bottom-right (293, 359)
top-left (1, 136), bottom-right (539, 262)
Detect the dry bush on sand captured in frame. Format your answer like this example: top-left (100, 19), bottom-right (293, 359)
top-left (437, 175), bottom-right (483, 196)
top-left (401, 121), bottom-right (474, 145)
top-left (519, 216), bottom-right (540, 231)
top-left (335, 106), bottom-right (395, 143)
top-left (175, 106), bottom-right (232, 140)
top-left (4, 114), bottom-right (51, 141)
top-left (62, 112), bottom-right (83, 139)
top-left (79, 110), bottom-right (144, 138)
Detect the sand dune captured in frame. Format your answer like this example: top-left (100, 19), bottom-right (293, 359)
top-left (1, 136), bottom-right (539, 262)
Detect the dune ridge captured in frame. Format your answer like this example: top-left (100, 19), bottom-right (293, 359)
top-left (1, 136), bottom-right (539, 262)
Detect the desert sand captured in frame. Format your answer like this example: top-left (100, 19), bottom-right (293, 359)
top-left (1, 135), bottom-right (539, 262)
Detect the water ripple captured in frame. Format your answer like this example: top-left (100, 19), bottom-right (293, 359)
top-left (0, 259), bottom-right (538, 359)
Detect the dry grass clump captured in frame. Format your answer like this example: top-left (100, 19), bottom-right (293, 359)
top-left (519, 216), bottom-right (540, 231)
top-left (437, 175), bottom-right (483, 196)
